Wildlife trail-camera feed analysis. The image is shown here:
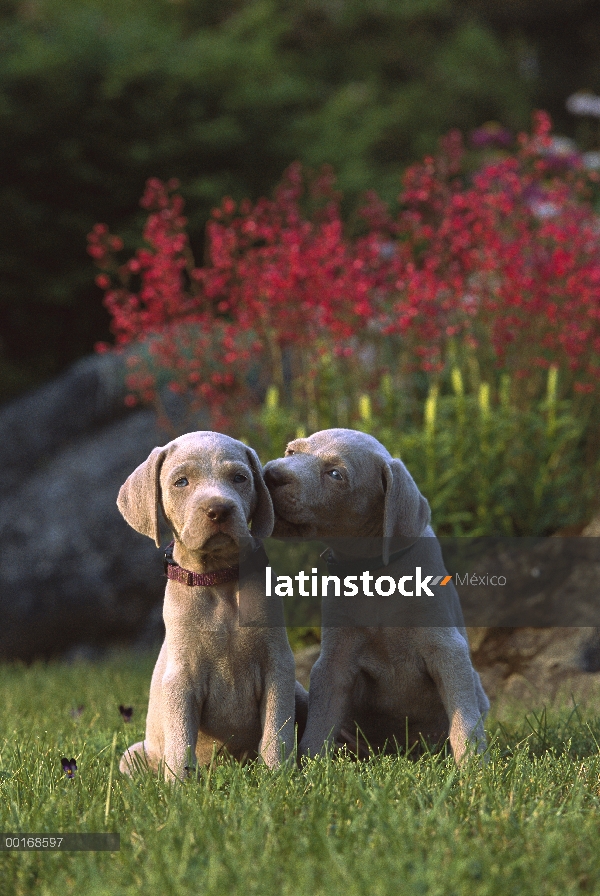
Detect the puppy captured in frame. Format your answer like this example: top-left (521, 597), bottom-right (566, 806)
top-left (117, 431), bottom-right (307, 779)
top-left (264, 428), bottom-right (489, 764)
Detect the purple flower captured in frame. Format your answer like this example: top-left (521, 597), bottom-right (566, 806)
top-left (61, 757), bottom-right (77, 779)
top-left (119, 705), bottom-right (133, 723)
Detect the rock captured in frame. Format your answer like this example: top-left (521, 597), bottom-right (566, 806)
top-left (582, 514), bottom-right (600, 538)
top-left (469, 627), bottom-right (600, 710)
top-left (0, 352), bottom-right (207, 661)
top-left (1, 410), bottom-right (163, 659)
top-left (0, 353), bottom-right (130, 495)
top-left (464, 513), bottom-right (600, 708)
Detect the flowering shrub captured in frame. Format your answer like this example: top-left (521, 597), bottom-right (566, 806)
top-left (88, 112), bottom-right (600, 432)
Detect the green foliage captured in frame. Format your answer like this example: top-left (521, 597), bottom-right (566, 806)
top-left (1, 655), bottom-right (600, 894)
top-left (251, 367), bottom-right (598, 536)
top-left (5, 0), bottom-right (600, 399)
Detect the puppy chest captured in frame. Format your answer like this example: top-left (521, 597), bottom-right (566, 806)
top-left (198, 661), bottom-right (264, 731)
top-left (354, 655), bottom-right (443, 719)
top-left (349, 667), bottom-right (449, 747)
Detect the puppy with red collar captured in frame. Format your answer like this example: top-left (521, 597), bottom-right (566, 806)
top-left (118, 431), bottom-right (307, 780)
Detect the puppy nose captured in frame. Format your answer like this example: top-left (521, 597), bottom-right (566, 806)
top-left (202, 499), bottom-right (236, 523)
top-left (264, 466), bottom-right (294, 489)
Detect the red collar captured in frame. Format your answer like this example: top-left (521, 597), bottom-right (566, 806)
top-left (163, 541), bottom-right (239, 587)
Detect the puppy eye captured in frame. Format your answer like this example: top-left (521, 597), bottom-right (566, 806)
top-left (326, 469), bottom-right (343, 481)
top-left (233, 473), bottom-right (248, 483)
top-left (174, 477), bottom-right (189, 488)
top-left (285, 448), bottom-right (295, 456)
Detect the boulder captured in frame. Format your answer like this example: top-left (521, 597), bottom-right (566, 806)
top-left (465, 516), bottom-right (600, 708)
top-left (468, 626), bottom-right (600, 709)
top-left (0, 353), bottom-right (206, 660)
top-left (0, 353), bottom-right (131, 495)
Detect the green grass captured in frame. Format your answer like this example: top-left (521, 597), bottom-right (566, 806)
top-left (1, 653), bottom-right (600, 896)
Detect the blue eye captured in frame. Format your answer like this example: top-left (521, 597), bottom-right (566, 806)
top-left (326, 470), bottom-right (343, 480)
top-left (174, 477), bottom-right (188, 488)
top-left (233, 473), bottom-right (248, 483)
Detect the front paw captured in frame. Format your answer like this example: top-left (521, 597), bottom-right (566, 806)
top-left (162, 749), bottom-right (196, 782)
top-left (261, 732), bottom-right (297, 769)
top-left (453, 729), bottom-right (488, 767)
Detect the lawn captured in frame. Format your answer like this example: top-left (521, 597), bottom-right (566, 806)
top-left (0, 652), bottom-right (599, 895)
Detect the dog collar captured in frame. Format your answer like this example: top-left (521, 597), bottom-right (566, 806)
top-left (163, 541), bottom-right (268, 587)
top-left (323, 542), bottom-right (416, 577)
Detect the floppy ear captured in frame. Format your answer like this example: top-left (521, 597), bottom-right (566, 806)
top-left (117, 445), bottom-right (168, 547)
top-left (245, 445), bottom-right (275, 538)
top-left (381, 457), bottom-right (431, 564)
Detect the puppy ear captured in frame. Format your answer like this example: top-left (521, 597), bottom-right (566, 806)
top-left (245, 445), bottom-right (275, 538)
top-left (381, 458), bottom-right (431, 564)
top-left (117, 445), bottom-right (167, 547)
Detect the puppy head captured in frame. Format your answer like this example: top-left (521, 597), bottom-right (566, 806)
top-left (117, 432), bottom-right (273, 555)
top-left (264, 428), bottom-right (430, 561)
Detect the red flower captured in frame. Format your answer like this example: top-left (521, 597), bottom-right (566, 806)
top-left (88, 111), bottom-right (600, 425)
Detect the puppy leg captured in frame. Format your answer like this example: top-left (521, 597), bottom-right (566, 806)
top-left (298, 654), bottom-right (355, 759)
top-left (259, 663), bottom-right (297, 768)
top-left (120, 741), bottom-right (150, 776)
top-left (161, 668), bottom-right (200, 780)
top-left (121, 642), bottom-right (165, 776)
top-left (419, 629), bottom-right (487, 764)
top-left (473, 668), bottom-right (490, 719)
top-left (458, 627), bottom-right (490, 719)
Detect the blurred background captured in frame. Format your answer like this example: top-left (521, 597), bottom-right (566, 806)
top-left (2, 0), bottom-right (600, 403)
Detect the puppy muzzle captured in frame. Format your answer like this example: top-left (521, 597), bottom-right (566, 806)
top-left (180, 494), bottom-right (250, 551)
top-left (264, 461), bottom-right (317, 528)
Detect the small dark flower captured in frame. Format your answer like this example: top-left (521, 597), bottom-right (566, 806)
top-left (69, 705), bottom-right (84, 719)
top-left (61, 757), bottom-right (77, 779)
top-left (119, 705), bottom-right (133, 722)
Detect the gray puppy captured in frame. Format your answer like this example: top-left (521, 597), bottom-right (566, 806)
top-left (117, 431), bottom-right (307, 780)
top-left (264, 428), bottom-right (488, 764)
